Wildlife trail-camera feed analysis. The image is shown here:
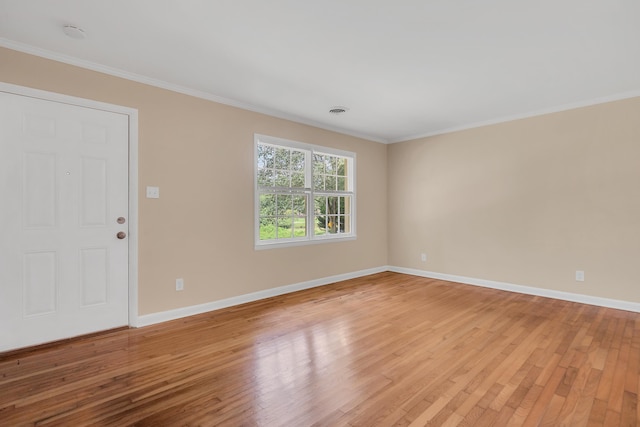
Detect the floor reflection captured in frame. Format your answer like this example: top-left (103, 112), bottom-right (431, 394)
top-left (250, 316), bottom-right (354, 422)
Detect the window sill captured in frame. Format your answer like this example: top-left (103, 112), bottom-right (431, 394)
top-left (254, 234), bottom-right (356, 250)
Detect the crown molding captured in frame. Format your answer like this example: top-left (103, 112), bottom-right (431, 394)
top-left (392, 90), bottom-right (640, 143)
top-left (0, 38), bottom-right (387, 144)
top-left (3, 38), bottom-right (638, 146)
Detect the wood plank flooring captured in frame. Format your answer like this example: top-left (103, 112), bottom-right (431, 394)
top-left (1, 272), bottom-right (638, 426)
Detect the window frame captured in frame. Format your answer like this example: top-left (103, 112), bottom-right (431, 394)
top-left (254, 134), bottom-right (356, 249)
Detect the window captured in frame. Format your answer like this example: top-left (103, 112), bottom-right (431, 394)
top-left (255, 134), bottom-right (355, 248)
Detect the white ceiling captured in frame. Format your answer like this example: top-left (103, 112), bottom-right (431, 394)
top-left (1, 0), bottom-right (639, 143)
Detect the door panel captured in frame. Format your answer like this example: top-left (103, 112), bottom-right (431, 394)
top-left (23, 151), bottom-right (58, 228)
top-left (80, 247), bottom-right (109, 306)
top-left (23, 251), bottom-right (57, 316)
top-left (81, 157), bottom-right (108, 226)
top-left (0, 91), bottom-right (129, 352)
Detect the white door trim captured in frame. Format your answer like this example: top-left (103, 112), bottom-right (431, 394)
top-left (0, 81), bottom-right (140, 328)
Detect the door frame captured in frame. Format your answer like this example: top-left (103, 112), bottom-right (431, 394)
top-left (0, 81), bottom-right (139, 327)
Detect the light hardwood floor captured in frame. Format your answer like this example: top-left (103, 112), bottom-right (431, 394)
top-left (1, 272), bottom-right (638, 426)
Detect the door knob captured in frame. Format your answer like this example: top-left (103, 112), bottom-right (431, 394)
top-left (117, 217), bottom-right (126, 224)
top-left (117, 231), bottom-right (127, 239)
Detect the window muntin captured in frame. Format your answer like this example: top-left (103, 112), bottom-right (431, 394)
top-left (314, 196), bottom-right (350, 236)
top-left (257, 144), bottom-right (306, 189)
top-left (255, 135), bottom-right (355, 248)
top-left (313, 153), bottom-right (348, 191)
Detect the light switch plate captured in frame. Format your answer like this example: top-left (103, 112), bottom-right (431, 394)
top-left (146, 186), bottom-right (160, 199)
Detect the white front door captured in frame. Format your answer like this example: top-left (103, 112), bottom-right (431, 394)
top-left (0, 90), bottom-right (130, 352)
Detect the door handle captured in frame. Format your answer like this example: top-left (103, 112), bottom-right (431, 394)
top-left (116, 231), bottom-right (127, 239)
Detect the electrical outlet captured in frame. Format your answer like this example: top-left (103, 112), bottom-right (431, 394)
top-left (176, 278), bottom-right (184, 291)
top-left (421, 253), bottom-right (427, 262)
top-left (575, 270), bottom-right (585, 282)
top-left (146, 186), bottom-right (160, 199)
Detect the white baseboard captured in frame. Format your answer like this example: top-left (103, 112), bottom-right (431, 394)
top-left (388, 266), bottom-right (640, 313)
top-left (136, 265), bottom-right (640, 327)
top-left (136, 266), bottom-right (388, 327)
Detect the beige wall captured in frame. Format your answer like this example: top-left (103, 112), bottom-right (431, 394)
top-left (0, 47), bottom-right (388, 315)
top-left (389, 97), bottom-right (640, 303)
top-left (3, 46), bottom-right (639, 312)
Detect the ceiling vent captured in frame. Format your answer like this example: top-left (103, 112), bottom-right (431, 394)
top-left (329, 106), bottom-right (349, 114)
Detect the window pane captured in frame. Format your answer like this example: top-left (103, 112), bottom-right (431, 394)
top-left (314, 196), bottom-right (326, 214)
top-left (337, 176), bottom-right (345, 191)
top-left (258, 145), bottom-right (275, 169)
top-left (276, 217), bottom-right (293, 239)
top-left (258, 169), bottom-right (274, 187)
top-left (336, 157), bottom-right (346, 175)
top-left (313, 154), bottom-right (325, 173)
top-left (274, 170), bottom-right (290, 187)
top-left (325, 156), bottom-right (335, 173)
top-left (325, 216), bottom-right (337, 234)
top-left (260, 194), bottom-right (276, 217)
top-left (274, 148), bottom-right (290, 170)
top-left (291, 150), bottom-right (305, 171)
top-left (314, 215), bottom-right (326, 235)
top-left (326, 196), bottom-right (339, 215)
top-left (292, 195), bottom-right (306, 216)
top-left (291, 172), bottom-right (305, 188)
top-left (293, 218), bottom-right (306, 237)
top-left (276, 194), bottom-right (292, 215)
top-left (259, 217), bottom-right (276, 240)
top-left (337, 215), bottom-right (347, 233)
top-left (325, 175), bottom-right (337, 191)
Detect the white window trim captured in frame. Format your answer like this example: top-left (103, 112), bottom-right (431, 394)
top-left (254, 134), bottom-right (357, 250)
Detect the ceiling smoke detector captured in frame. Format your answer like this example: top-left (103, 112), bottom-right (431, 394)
top-left (63, 25), bottom-right (86, 40)
top-left (329, 106), bottom-right (349, 114)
